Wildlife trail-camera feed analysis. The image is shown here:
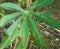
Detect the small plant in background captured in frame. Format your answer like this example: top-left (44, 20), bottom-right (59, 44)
top-left (0, 0), bottom-right (60, 49)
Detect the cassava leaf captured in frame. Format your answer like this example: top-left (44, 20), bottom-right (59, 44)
top-left (16, 20), bottom-right (29, 49)
top-left (33, 0), bottom-right (54, 10)
top-left (0, 3), bottom-right (20, 11)
top-left (1, 34), bottom-right (8, 46)
top-left (1, 28), bottom-right (18, 49)
top-left (31, 11), bottom-right (60, 28)
top-left (1, 16), bottom-right (23, 49)
top-left (5, 16), bottom-right (23, 36)
top-left (31, 0), bottom-right (44, 7)
top-left (0, 12), bottom-right (21, 27)
top-left (27, 16), bottom-right (48, 47)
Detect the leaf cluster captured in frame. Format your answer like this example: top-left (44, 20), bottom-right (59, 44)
top-left (0, 0), bottom-right (60, 49)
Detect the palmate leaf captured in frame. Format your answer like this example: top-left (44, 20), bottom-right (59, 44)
top-left (1, 28), bottom-right (18, 49)
top-left (1, 16), bottom-right (23, 49)
top-left (33, 0), bottom-right (54, 9)
top-left (0, 12), bottom-right (21, 27)
top-left (27, 16), bottom-right (48, 47)
top-left (5, 16), bottom-right (23, 36)
top-left (31, 11), bottom-right (60, 28)
top-left (16, 20), bottom-right (29, 49)
top-left (0, 3), bottom-right (20, 11)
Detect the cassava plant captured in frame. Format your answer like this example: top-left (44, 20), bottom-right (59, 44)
top-left (0, 0), bottom-right (60, 49)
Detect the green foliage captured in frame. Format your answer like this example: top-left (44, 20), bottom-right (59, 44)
top-left (16, 20), bottom-right (29, 49)
top-left (31, 11), bottom-right (60, 28)
top-left (27, 16), bottom-right (48, 47)
top-left (1, 28), bottom-right (18, 49)
top-left (0, 12), bottom-right (21, 27)
top-left (30, 0), bottom-right (54, 10)
top-left (0, 0), bottom-right (60, 49)
top-left (0, 3), bottom-right (20, 11)
top-left (5, 16), bottom-right (23, 36)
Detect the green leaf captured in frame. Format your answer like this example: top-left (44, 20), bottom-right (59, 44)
top-left (0, 3), bottom-right (20, 11)
top-left (1, 34), bottom-right (8, 45)
top-left (0, 12), bottom-right (21, 27)
top-left (32, 11), bottom-right (60, 28)
top-left (1, 28), bottom-right (18, 49)
top-left (16, 20), bottom-right (29, 49)
top-left (33, 0), bottom-right (54, 9)
top-left (30, 0), bottom-right (44, 7)
top-left (1, 16), bottom-right (23, 49)
top-left (5, 16), bottom-right (23, 36)
top-left (27, 16), bottom-right (48, 47)
top-left (18, 0), bottom-right (23, 3)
